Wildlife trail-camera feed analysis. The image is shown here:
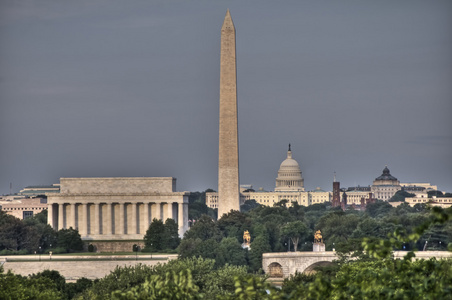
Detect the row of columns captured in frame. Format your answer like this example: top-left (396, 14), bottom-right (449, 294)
top-left (276, 180), bottom-right (302, 187)
top-left (48, 202), bottom-right (187, 237)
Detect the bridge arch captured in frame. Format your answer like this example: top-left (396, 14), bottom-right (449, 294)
top-left (262, 252), bottom-right (338, 279)
top-left (267, 262), bottom-right (284, 278)
top-left (303, 261), bottom-right (335, 275)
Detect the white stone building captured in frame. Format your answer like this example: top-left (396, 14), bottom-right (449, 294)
top-left (47, 177), bottom-right (189, 240)
top-left (371, 166), bottom-right (402, 201)
top-left (342, 190), bottom-right (372, 205)
top-left (406, 196), bottom-right (452, 208)
top-left (1, 197), bottom-right (47, 219)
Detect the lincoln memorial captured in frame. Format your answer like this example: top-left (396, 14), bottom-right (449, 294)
top-left (47, 177), bottom-right (189, 240)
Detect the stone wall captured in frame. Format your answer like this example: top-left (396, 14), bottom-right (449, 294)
top-left (1, 255), bottom-right (177, 281)
top-left (85, 241), bottom-right (146, 252)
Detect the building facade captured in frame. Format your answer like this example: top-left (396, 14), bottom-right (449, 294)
top-left (406, 196), bottom-right (452, 208)
top-left (1, 198), bottom-right (47, 219)
top-left (207, 157), bottom-right (440, 210)
top-left (47, 177), bottom-right (189, 240)
top-left (371, 166), bottom-right (402, 201)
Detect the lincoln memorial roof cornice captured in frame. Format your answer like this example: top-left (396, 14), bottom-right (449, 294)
top-left (47, 192), bottom-right (190, 197)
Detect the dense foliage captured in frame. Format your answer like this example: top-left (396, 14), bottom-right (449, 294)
top-left (143, 218), bottom-right (181, 252)
top-left (0, 268), bottom-right (93, 300)
top-left (2, 190), bottom-right (451, 299)
top-left (75, 257), bottom-right (255, 299)
top-left (182, 195), bottom-right (451, 273)
top-left (108, 205), bottom-right (452, 299)
top-left (0, 210), bottom-right (83, 254)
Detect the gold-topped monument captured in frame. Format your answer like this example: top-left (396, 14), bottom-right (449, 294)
top-left (242, 230), bottom-right (251, 250)
top-left (314, 230), bottom-right (323, 243)
top-left (313, 230), bottom-right (325, 252)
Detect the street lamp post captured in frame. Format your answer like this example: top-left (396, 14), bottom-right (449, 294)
top-left (133, 244), bottom-right (139, 261)
top-left (39, 247), bottom-right (41, 262)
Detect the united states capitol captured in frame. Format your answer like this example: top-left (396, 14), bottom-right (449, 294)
top-left (206, 144), bottom-right (443, 210)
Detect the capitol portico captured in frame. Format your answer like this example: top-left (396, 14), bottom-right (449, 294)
top-left (47, 177), bottom-right (189, 240)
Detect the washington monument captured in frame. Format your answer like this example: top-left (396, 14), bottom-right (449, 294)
top-left (218, 10), bottom-right (240, 217)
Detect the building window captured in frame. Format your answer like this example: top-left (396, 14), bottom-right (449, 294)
top-left (23, 211), bottom-right (34, 219)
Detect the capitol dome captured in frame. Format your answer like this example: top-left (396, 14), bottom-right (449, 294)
top-left (275, 145), bottom-right (304, 192)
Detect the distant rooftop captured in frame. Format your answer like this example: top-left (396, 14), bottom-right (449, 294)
top-left (19, 184), bottom-right (60, 196)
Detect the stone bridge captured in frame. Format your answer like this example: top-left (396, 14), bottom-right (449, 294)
top-left (262, 251), bottom-right (452, 280)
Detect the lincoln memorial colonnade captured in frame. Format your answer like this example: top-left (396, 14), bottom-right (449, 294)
top-left (47, 177), bottom-right (189, 240)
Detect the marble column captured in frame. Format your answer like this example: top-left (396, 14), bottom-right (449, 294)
top-left (71, 203), bottom-right (77, 230)
top-left (178, 203), bottom-right (188, 237)
top-left (106, 203), bottom-right (112, 235)
top-left (131, 203), bottom-right (137, 234)
top-left (153, 203), bottom-right (161, 221)
top-left (119, 203), bottom-right (125, 235)
top-left (94, 203), bottom-right (100, 235)
top-left (83, 203), bottom-right (89, 235)
top-left (166, 202), bottom-right (173, 221)
top-left (58, 203), bottom-right (64, 230)
top-left (48, 203), bottom-right (54, 229)
top-left (143, 203), bottom-right (150, 232)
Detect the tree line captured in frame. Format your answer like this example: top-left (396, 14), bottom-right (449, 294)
top-left (2, 204), bottom-right (451, 299)
top-left (175, 194), bottom-right (451, 272)
top-left (0, 210), bottom-right (83, 254)
top-left (1, 189), bottom-right (452, 299)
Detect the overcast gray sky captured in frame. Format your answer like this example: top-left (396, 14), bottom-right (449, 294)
top-left (1, 0), bottom-right (451, 195)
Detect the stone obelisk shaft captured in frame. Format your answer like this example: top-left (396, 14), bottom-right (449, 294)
top-left (218, 10), bottom-right (240, 217)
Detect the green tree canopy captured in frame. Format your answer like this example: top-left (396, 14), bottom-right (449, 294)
top-left (217, 210), bottom-right (252, 242)
top-left (143, 219), bottom-right (165, 251)
top-left (164, 218), bottom-right (181, 250)
top-left (57, 227), bottom-right (83, 253)
top-left (281, 221), bottom-right (309, 251)
top-left (240, 199), bottom-right (260, 212)
top-left (365, 200), bottom-right (393, 218)
top-left (216, 237), bottom-right (247, 267)
top-left (0, 267), bottom-right (64, 300)
top-left (389, 190), bottom-right (415, 202)
top-left (1, 212), bottom-right (42, 253)
top-left (248, 235), bottom-right (271, 272)
top-left (183, 215), bottom-right (222, 242)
